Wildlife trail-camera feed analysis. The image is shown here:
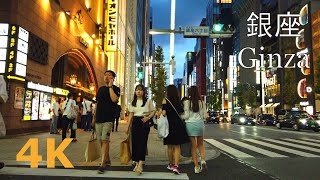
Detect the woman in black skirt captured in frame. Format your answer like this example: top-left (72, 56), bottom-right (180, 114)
top-left (162, 85), bottom-right (189, 175)
top-left (126, 85), bottom-right (156, 174)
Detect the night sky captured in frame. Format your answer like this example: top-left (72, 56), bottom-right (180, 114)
top-left (150, 0), bottom-right (209, 79)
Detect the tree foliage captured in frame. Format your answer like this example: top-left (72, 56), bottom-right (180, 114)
top-left (150, 46), bottom-right (167, 109)
top-left (235, 83), bottom-right (257, 110)
top-left (207, 90), bottom-right (221, 111)
top-left (283, 69), bottom-right (299, 107)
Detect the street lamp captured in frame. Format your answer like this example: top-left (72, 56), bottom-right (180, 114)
top-left (70, 74), bottom-right (77, 85)
top-left (89, 83), bottom-right (95, 91)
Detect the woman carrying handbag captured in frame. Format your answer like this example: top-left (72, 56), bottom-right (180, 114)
top-left (126, 84), bottom-right (156, 175)
top-left (61, 93), bottom-right (77, 142)
top-left (162, 85), bottom-right (189, 175)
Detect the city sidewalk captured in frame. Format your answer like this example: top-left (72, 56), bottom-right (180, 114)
top-left (0, 120), bottom-right (218, 167)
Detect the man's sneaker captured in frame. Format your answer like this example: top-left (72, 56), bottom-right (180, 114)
top-left (97, 166), bottom-right (105, 174)
top-left (172, 165), bottom-right (180, 175)
top-left (166, 164), bottom-right (174, 171)
top-left (194, 166), bottom-right (202, 174)
top-left (201, 160), bottom-right (207, 172)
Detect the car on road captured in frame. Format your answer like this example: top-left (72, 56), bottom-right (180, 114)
top-left (231, 114), bottom-right (256, 126)
top-left (276, 110), bottom-right (320, 132)
top-left (206, 111), bottom-right (220, 124)
top-left (257, 114), bottom-right (276, 126)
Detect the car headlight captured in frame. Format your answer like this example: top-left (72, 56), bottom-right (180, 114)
top-left (317, 120), bottom-right (320, 125)
top-left (299, 119), bottom-right (307, 124)
top-left (240, 118), bottom-right (245, 123)
top-left (253, 119), bottom-right (256, 122)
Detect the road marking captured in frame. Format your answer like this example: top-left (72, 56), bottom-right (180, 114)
top-left (282, 138), bottom-right (320, 148)
top-left (205, 139), bottom-right (254, 158)
top-left (263, 139), bottom-right (320, 154)
top-left (224, 139), bottom-right (287, 158)
top-left (244, 139), bottom-right (319, 157)
top-left (0, 167), bottom-right (189, 179)
top-left (300, 138), bottom-right (320, 143)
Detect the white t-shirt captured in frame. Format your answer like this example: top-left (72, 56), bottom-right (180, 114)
top-left (181, 100), bottom-right (207, 122)
top-left (0, 76), bottom-right (8, 103)
top-left (128, 99), bottom-right (155, 117)
top-left (52, 102), bottom-right (60, 116)
top-left (62, 99), bottom-right (76, 116)
top-left (82, 100), bottom-right (92, 115)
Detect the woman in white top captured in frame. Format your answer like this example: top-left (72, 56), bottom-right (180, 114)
top-left (61, 93), bottom-right (77, 142)
top-left (126, 85), bottom-right (156, 174)
top-left (181, 86), bottom-right (207, 174)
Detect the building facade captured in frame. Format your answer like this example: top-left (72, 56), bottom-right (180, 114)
top-left (0, 0), bottom-right (130, 135)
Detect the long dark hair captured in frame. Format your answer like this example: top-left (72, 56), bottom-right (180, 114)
top-left (131, 84), bottom-right (147, 107)
top-left (188, 86), bottom-right (201, 112)
top-left (166, 85), bottom-right (183, 113)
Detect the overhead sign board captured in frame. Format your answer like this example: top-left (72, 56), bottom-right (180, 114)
top-left (184, 26), bottom-right (210, 37)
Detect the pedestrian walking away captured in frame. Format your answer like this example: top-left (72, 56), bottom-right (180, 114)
top-left (113, 104), bottom-right (121, 132)
top-left (61, 93), bottom-right (77, 142)
top-left (162, 85), bottom-right (190, 175)
top-left (82, 96), bottom-right (93, 131)
top-left (126, 84), bottom-right (156, 175)
top-left (92, 70), bottom-right (120, 174)
top-left (181, 86), bottom-right (208, 174)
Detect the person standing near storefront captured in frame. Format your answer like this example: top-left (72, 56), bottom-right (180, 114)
top-left (92, 70), bottom-right (120, 174)
top-left (50, 97), bottom-right (60, 134)
top-left (82, 96), bottom-right (93, 131)
top-left (0, 75), bottom-right (8, 169)
top-left (61, 93), bottom-right (77, 142)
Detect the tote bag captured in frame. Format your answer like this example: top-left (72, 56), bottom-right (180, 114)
top-left (120, 136), bottom-right (131, 165)
top-left (84, 131), bottom-right (101, 162)
top-left (157, 114), bottom-right (169, 138)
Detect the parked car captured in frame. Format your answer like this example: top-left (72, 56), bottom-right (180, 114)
top-left (276, 110), bottom-right (320, 132)
top-left (231, 114), bottom-right (256, 125)
top-left (257, 114), bottom-right (276, 126)
top-left (206, 111), bottom-right (220, 124)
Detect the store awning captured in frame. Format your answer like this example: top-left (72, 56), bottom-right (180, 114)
top-left (265, 103), bottom-right (274, 108)
top-left (272, 103), bottom-right (280, 107)
top-left (259, 104), bottom-right (265, 108)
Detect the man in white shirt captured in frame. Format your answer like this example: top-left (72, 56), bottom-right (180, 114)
top-left (82, 96), bottom-right (92, 131)
top-left (50, 97), bottom-right (60, 134)
top-left (0, 75), bottom-right (8, 169)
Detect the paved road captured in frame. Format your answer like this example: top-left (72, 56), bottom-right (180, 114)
top-left (203, 122), bottom-right (320, 180)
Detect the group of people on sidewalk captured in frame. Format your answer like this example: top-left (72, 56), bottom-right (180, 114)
top-left (88, 70), bottom-right (208, 175)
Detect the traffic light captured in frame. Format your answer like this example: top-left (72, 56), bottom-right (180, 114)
top-left (137, 67), bottom-right (144, 80)
top-left (212, 24), bottom-right (235, 34)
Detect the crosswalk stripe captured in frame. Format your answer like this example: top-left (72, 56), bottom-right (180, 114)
top-left (282, 138), bottom-right (320, 148)
top-left (224, 139), bottom-right (287, 158)
top-left (244, 139), bottom-right (319, 157)
top-left (300, 138), bottom-right (320, 143)
top-left (205, 139), bottom-right (254, 158)
top-left (263, 139), bottom-right (320, 154)
top-left (0, 167), bottom-right (189, 179)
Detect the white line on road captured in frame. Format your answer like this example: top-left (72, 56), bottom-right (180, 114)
top-left (224, 139), bottom-right (287, 158)
top-left (242, 126), bottom-right (320, 137)
top-left (300, 138), bottom-right (320, 143)
top-left (263, 139), bottom-right (320, 154)
top-left (244, 139), bottom-right (319, 157)
top-left (205, 139), bottom-right (254, 158)
top-left (282, 138), bottom-right (320, 148)
top-left (0, 167), bottom-right (189, 180)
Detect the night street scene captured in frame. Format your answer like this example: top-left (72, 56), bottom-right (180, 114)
top-left (1, 0), bottom-right (320, 180)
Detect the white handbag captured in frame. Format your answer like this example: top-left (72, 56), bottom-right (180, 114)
top-left (157, 114), bottom-right (169, 138)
